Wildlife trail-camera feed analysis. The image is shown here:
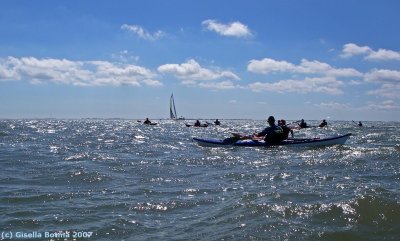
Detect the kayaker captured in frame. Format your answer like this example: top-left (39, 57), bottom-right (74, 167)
top-left (358, 121), bottom-right (363, 127)
top-left (299, 119), bottom-right (308, 128)
top-left (319, 119), bottom-right (328, 128)
top-left (143, 118), bottom-right (152, 125)
top-left (214, 119), bottom-right (221, 125)
top-left (278, 119), bottom-right (294, 139)
top-left (254, 116), bottom-right (285, 144)
top-left (194, 120), bottom-right (201, 127)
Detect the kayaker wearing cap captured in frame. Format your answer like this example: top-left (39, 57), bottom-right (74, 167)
top-left (319, 119), bottom-right (328, 128)
top-left (253, 116), bottom-right (285, 144)
top-left (278, 119), bottom-right (294, 139)
top-left (299, 119), bottom-right (308, 128)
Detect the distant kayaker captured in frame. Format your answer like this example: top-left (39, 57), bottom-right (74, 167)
top-left (214, 119), bottom-right (221, 125)
top-left (194, 120), bottom-right (201, 127)
top-left (319, 119), bottom-right (328, 128)
top-left (358, 121), bottom-right (363, 127)
top-left (278, 119), bottom-right (294, 139)
top-left (299, 119), bottom-right (308, 128)
top-left (254, 116), bottom-right (285, 144)
top-left (143, 118), bottom-right (152, 125)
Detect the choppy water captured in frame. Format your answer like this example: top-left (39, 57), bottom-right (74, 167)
top-left (0, 119), bottom-right (399, 241)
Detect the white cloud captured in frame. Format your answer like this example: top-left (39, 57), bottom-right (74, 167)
top-left (364, 69), bottom-right (400, 84)
top-left (158, 59), bottom-right (240, 90)
top-left (314, 102), bottom-right (351, 110)
top-left (248, 77), bottom-right (344, 95)
top-left (300, 59), bottom-right (362, 77)
top-left (364, 69), bottom-right (400, 99)
top-left (111, 50), bottom-right (140, 63)
top-left (5, 56), bottom-right (89, 85)
top-left (247, 58), bottom-right (362, 77)
top-left (365, 100), bottom-right (400, 111)
top-left (0, 59), bottom-right (19, 80)
top-left (365, 48), bottom-right (400, 61)
top-left (340, 43), bottom-right (400, 61)
top-left (158, 59), bottom-right (240, 85)
top-left (247, 58), bottom-right (295, 74)
top-left (202, 19), bottom-right (252, 38)
top-left (367, 83), bottom-right (400, 99)
top-left (88, 60), bottom-right (160, 86)
top-left (340, 43), bottom-right (371, 58)
top-left (121, 24), bottom-right (165, 41)
top-left (246, 57), bottom-right (361, 95)
top-left (142, 79), bottom-right (163, 87)
top-left (0, 56), bottom-right (161, 87)
top-left (198, 80), bottom-right (237, 90)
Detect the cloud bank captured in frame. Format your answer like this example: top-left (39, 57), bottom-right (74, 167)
top-left (0, 56), bottom-right (162, 87)
top-left (247, 58), bottom-right (362, 95)
top-left (248, 77), bottom-right (344, 95)
top-left (248, 58), bottom-right (362, 77)
top-left (1, 41), bottom-right (400, 104)
top-left (341, 43), bottom-right (400, 61)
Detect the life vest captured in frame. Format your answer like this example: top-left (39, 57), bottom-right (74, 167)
top-left (281, 125), bottom-right (291, 139)
top-left (264, 126), bottom-right (285, 144)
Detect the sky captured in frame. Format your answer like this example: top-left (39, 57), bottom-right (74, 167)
top-left (1, 0), bottom-right (400, 121)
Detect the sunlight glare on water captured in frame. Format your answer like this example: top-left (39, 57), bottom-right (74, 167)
top-left (0, 119), bottom-right (399, 240)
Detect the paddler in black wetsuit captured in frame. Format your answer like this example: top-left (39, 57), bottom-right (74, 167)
top-left (143, 118), bottom-right (152, 125)
top-left (278, 119), bottom-right (294, 139)
top-left (319, 119), bottom-right (328, 128)
top-left (194, 120), bottom-right (201, 127)
top-left (254, 116), bottom-right (285, 144)
top-left (299, 119), bottom-right (308, 128)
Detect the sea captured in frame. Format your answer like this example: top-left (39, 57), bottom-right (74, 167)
top-left (0, 119), bottom-right (399, 241)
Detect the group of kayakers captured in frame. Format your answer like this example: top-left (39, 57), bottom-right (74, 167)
top-left (247, 116), bottom-right (332, 144)
top-left (142, 118), bottom-right (220, 127)
top-left (250, 116), bottom-right (366, 144)
top-left (297, 119), bottom-right (326, 128)
top-left (235, 116), bottom-right (340, 145)
top-left (142, 117), bottom-right (363, 140)
top-left (142, 117), bottom-right (329, 129)
top-left (294, 119), bottom-right (328, 128)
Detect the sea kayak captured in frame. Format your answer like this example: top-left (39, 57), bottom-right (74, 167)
top-left (186, 123), bottom-right (208, 127)
top-left (193, 133), bottom-right (351, 147)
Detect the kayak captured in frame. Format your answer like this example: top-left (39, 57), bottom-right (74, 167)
top-left (193, 133), bottom-right (351, 147)
top-left (186, 123), bottom-right (208, 127)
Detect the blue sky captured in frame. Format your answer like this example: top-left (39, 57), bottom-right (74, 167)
top-left (1, 0), bottom-right (400, 120)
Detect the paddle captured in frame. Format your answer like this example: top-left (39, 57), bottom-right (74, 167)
top-left (230, 132), bottom-right (263, 142)
top-left (290, 120), bottom-right (301, 124)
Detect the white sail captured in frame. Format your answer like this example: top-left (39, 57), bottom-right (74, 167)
top-left (170, 93), bottom-right (184, 120)
top-left (170, 94), bottom-right (177, 119)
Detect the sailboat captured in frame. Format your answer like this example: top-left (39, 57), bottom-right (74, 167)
top-left (170, 93), bottom-right (185, 120)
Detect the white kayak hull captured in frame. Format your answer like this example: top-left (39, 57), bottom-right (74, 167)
top-left (193, 133), bottom-right (352, 148)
